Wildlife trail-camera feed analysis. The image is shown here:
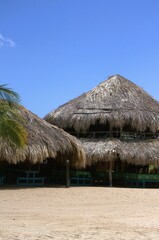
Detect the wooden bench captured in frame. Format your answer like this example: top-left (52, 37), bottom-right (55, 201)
top-left (70, 171), bottom-right (93, 186)
top-left (125, 173), bottom-right (159, 188)
top-left (17, 171), bottom-right (45, 186)
top-left (125, 179), bottom-right (159, 188)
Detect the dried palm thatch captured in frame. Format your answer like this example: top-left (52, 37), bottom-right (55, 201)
top-left (0, 105), bottom-right (85, 168)
top-left (45, 74), bottom-right (159, 168)
top-left (81, 138), bottom-right (159, 167)
top-left (45, 74), bottom-right (159, 133)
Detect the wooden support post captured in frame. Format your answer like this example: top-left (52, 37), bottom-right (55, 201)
top-left (38, 163), bottom-right (40, 173)
top-left (109, 125), bottom-right (113, 187)
top-left (109, 161), bottom-right (113, 187)
top-left (66, 160), bottom-right (70, 188)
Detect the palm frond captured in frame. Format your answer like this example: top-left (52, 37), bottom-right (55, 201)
top-left (0, 84), bottom-right (20, 105)
top-left (0, 101), bottom-right (27, 148)
top-left (0, 102), bottom-right (25, 123)
top-left (0, 117), bottom-right (27, 148)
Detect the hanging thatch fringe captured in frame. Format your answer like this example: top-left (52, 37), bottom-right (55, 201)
top-left (80, 138), bottom-right (159, 167)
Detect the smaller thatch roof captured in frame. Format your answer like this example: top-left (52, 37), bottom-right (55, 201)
top-left (45, 74), bottom-right (159, 133)
top-left (0, 105), bottom-right (85, 168)
top-left (81, 138), bottom-right (159, 167)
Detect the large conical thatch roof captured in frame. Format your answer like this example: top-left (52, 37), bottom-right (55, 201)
top-left (81, 138), bottom-right (159, 167)
top-left (45, 74), bottom-right (159, 133)
top-left (0, 105), bottom-right (85, 168)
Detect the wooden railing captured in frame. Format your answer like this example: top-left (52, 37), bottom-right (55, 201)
top-left (69, 131), bottom-right (159, 140)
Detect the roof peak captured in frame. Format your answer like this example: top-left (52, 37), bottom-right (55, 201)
top-left (107, 74), bottom-right (127, 80)
top-left (108, 74), bottom-right (120, 78)
top-left (95, 74), bottom-right (134, 91)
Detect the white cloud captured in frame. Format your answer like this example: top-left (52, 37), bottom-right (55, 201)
top-left (0, 34), bottom-right (4, 47)
top-left (6, 39), bottom-right (16, 48)
top-left (0, 34), bottom-right (15, 48)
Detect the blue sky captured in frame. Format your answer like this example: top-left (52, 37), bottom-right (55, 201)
top-left (0, 0), bottom-right (159, 117)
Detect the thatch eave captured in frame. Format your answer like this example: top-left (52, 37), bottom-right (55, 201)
top-left (80, 138), bottom-right (159, 167)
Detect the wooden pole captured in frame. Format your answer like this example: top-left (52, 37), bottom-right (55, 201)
top-left (109, 125), bottom-right (113, 187)
top-left (66, 160), bottom-right (70, 188)
top-left (109, 161), bottom-right (113, 187)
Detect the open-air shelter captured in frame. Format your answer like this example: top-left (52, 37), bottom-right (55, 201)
top-left (45, 74), bottom-right (159, 186)
top-left (0, 105), bottom-right (85, 185)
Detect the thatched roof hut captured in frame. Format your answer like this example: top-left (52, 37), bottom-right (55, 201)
top-left (0, 105), bottom-right (85, 168)
top-left (44, 75), bottom-right (159, 169)
top-left (45, 74), bottom-right (159, 133)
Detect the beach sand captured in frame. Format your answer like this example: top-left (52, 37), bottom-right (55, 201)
top-left (0, 186), bottom-right (159, 240)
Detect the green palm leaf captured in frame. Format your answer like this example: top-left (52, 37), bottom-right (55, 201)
top-left (0, 117), bottom-right (27, 148)
top-left (0, 85), bottom-right (27, 148)
top-left (0, 84), bottom-right (20, 106)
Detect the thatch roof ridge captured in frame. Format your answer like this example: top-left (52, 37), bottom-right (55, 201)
top-left (45, 74), bottom-right (159, 132)
top-left (0, 105), bottom-right (85, 167)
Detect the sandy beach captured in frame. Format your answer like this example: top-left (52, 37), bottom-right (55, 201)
top-left (0, 186), bottom-right (159, 240)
